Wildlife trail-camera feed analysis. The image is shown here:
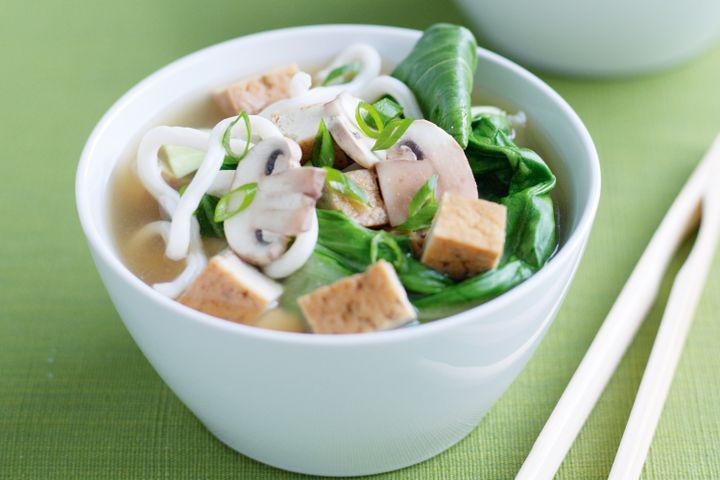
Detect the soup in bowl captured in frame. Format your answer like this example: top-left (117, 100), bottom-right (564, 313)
top-left (76, 24), bottom-right (599, 476)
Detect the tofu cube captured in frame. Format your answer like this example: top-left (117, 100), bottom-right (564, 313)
top-left (318, 169), bottom-right (389, 227)
top-left (271, 103), bottom-right (323, 159)
top-left (213, 64), bottom-right (299, 116)
top-left (421, 192), bottom-right (507, 279)
top-left (270, 103), bottom-right (350, 165)
top-left (298, 260), bottom-right (416, 334)
top-left (178, 251), bottom-right (283, 324)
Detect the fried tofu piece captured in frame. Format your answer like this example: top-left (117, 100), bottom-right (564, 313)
top-left (298, 260), bottom-right (416, 334)
top-left (270, 103), bottom-right (351, 166)
top-left (271, 103), bottom-right (323, 159)
top-left (318, 169), bottom-right (389, 227)
top-left (421, 192), bottom-right (506, 279)
top-left (178, 251), bottom-right (283, 324)
top-left (214, 64), bottom-right (299, 116)
top-left (408, 230), bottom-right (428, 258)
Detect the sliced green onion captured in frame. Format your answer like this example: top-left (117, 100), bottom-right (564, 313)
top-left (214, 182), bottom-right (258, 222)
top-left (369, 231), bottom-right (406, 270)
top-left (221, 112), bottom-right (252, 168)
top-left (311, 120), bottom-right (335, 168)
top-left (355, 101), bottom-right (384, 139)
top-left (323, 167), bottom-right (370, 207)
top-left (396, 175), bottom-right (439, 231)
top-left (372, 118), bottom-right (414, 151)
top-left (408, 175), bottom-right (438, 217)
top-left (369, 97), bottom-right (404, 128)
top-left (321, 62), bottom-right (361, 86)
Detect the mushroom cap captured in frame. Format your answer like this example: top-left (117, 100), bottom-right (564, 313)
top-left (376, 119), bottom-right (478, 226)
top-left (224, 136), bottom-right (325, 266)
top-left (323, 92), bottom-right (385, 168)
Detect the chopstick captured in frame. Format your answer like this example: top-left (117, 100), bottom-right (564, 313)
top-left (515, 134), bottom-right (720, 480)
top-left (608, 145), bottom-right (720, 479)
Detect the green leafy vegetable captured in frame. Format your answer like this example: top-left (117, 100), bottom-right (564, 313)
top-left (471, 106), bottom-right (511, 133)
top-left (316, 209), bottom-right (452, 294)
top-left (467, 116), bottom-right (555, 199)
top-left (221, 112), bottom-right (251, 169)
top-left (372, 118), bottom-right (414, 151)
top-left (196, 194), bottom-right (225, 239)
top-left (213, 182), bottom-right (258, 222)
top-left (311, 120), bottom-right (334, 168)
top-left (355, 101), bottom-right (384, 139)
top-left (411, 114), bottom-right (558, 320)
top-left (321, 62), bottom-right (361, 86)
top-left (323, 167), bottom-right (370, 207)
top-left (413, 258), bottom-right (534, 320)
top-left (396, 175), bottom-right (439, 231)
top-left (392, 23), bottom-right (478, 148)
top-left (178, 185), bottom-right (224, 239)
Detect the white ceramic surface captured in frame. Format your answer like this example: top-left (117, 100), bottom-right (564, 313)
top-left (75, 25), bottom-right (600, 476)
top-left (455, 0), bottom-right (720, 76)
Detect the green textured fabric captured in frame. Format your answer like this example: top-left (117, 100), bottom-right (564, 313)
top-left (1, 1), bottom-right (719, 478)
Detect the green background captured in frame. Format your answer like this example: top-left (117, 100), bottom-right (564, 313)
top-left (2, 1), bottom-right (719, 478)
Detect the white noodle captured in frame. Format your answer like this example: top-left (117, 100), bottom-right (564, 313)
top-left (263, 210), bottom-right (318, 279)
top-left (258, 85), bottom-right (346, 118)
top-left (357, 75), bottom-right (424, 119)
top-left (132, 220), bottom-right (207, 299)
top-left (315, 44), bottom-right (382, 89)
top-left (137, 127), bottom-right (208, 216)
top-left (136, 126), bottom-right (250, 216)
top-left (206, 170), bottom-right (235, 197)
top-left (259, 44), bottom-right (382, 118)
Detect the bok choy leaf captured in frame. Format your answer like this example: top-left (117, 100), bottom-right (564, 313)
top-left (392, 23), bottom-right (478, 148)
top-left (316, 209), bottom-right (452, 294)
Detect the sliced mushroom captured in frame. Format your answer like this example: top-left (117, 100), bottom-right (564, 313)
top-left (323, 92), bottom-right (385, 168)
top-left (375, 119), bottom-right (478, 226)
top-left (223, 137), bottom-right (326, 266)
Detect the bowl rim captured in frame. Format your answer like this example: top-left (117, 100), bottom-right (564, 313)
top-left (76, 24), bottom-right (601, 347)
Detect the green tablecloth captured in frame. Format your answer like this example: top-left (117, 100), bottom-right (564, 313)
top-left (2, 1), bottom-right (719, 478)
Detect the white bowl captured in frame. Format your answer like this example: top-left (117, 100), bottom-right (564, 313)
top-left (456, 0), bottom-right (720, 76)
top-left (75, 25), bottom-right (600, 476)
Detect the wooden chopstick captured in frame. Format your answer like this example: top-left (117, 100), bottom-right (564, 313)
top-left (608, 145), bottom-right (720, 479)
top-left (515, 134), bottom-right (720, 480)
